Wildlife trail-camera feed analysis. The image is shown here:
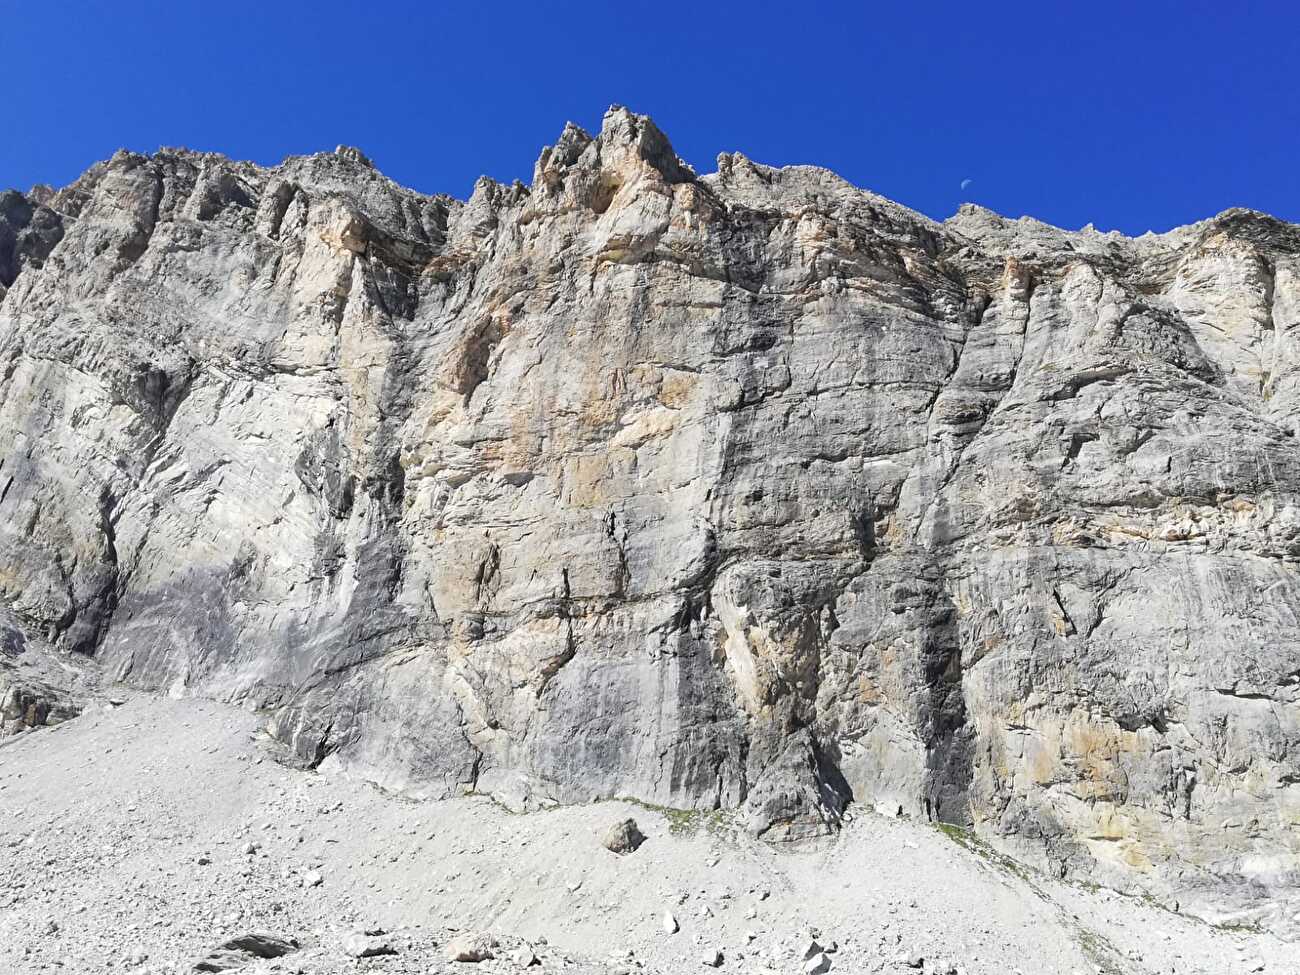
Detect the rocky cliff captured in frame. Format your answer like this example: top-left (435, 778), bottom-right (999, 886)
top-left (2, 108), bottom-right (1297, 934)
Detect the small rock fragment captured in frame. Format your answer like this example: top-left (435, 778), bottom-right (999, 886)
top-left (662, 911), bottom-right (679, 934)
top-left (512, 944), bottom-right (540, 967)
top-left (447, 932), bottom-right (497, 963)
top-left (193, 932), bottom-right (299, 973)
top-left (804, 953), bottom-right (832, 975)
top-left (343, 932), bottom-right (397, 958)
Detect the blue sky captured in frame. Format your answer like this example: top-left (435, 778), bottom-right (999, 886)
top-left (5, 1), bottom-right (1297, 234)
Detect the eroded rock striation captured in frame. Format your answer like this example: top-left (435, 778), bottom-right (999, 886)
top-left (2, 107), bottom-right (1298, 932)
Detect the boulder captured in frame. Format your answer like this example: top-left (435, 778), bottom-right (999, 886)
top-left (342, 932), bottom-right (396, 958)
top-left (602, 818), bottom-right (646, 855)
top-left (447, 932), bottom-right (497, 963)
top-left (193, 932), bottom-right (299, 972)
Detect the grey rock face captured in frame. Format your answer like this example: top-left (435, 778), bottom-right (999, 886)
top-left (0, 188), bottom-right (64, 297)
top-left (1, 107), bottom-right (1298, 934)
top-left (0, 605), bottom-right (84, 736)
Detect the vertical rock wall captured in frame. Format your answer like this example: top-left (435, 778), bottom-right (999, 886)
top-left (1, 108), bottom-right (1297, 932)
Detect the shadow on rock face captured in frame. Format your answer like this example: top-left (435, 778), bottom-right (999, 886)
top-left (744, 730), bottom-right (853, 842)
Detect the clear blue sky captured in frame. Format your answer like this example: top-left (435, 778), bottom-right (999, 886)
top-left (5, 1), bottom-right (1298, 234)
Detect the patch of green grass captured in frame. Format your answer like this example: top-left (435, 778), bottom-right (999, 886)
top-left (1213, 918), bottom-right (1264, 934)
top-left (935, 821), bottom-right (974, 846)
top-left (1071, 922), bottom-right (1128, 973)
top-left (457, 791), bottom-right (734, 835)
top-left (1135, 891), bottom-right (1182, 917)
top-left (933, 821), bottom-right (1037, 886)
top-left (932, 824), bottom-right (1141, 970)
top-left (617, 797), bottom-right (733, 835)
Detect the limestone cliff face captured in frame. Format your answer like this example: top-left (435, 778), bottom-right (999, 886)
top-left (2, 108), bottom-right (1298, 932)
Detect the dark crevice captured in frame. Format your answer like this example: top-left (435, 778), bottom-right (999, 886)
top-left (918, 570), bottom-right (974, 826)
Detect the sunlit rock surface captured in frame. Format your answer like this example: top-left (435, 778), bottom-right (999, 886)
top-left (2, 107), bottom-right (1297, 934)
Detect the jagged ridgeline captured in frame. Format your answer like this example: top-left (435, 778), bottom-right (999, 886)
top-left (2, 107), bottom-right (1298, 933)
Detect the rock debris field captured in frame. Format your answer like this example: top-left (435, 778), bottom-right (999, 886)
top-left (0, 696), bottom-right (1290, 975)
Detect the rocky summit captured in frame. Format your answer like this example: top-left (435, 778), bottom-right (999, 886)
top-left (2, 107), bottom-right (1298, 938)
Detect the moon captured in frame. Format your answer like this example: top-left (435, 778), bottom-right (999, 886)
top-left (960, 178), bottom-right (973, 191)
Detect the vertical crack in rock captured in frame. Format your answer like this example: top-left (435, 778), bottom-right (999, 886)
top-left (919, 570), bottom-right (973, 827)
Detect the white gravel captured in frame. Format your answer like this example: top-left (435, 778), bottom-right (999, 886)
top-left (0, 695), bottom-right (1290, 974)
